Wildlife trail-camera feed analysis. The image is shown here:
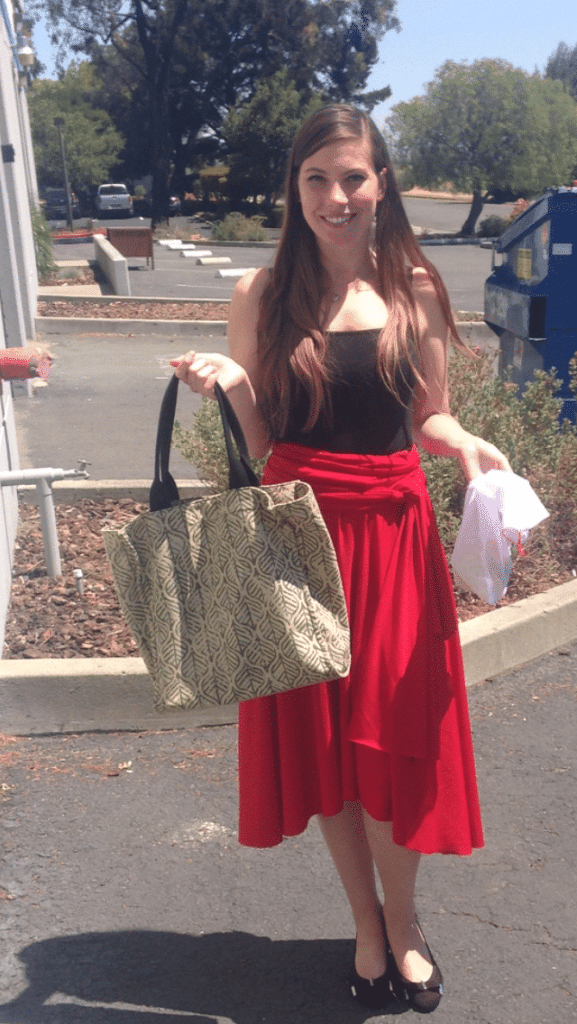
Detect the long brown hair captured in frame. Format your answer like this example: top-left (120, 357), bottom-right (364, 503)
top-left (256, 104), bottom-right (466, 438)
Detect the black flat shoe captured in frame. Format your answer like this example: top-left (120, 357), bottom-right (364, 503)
top-left (349, 966), bottom-right (392, 1010)
top-left (349, 919), bottom-right (393, 1011)
top-left (387, 926), bottom-right (444, 1014)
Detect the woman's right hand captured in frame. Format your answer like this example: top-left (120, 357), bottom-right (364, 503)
top-left (170, 350), bottom-right (248, 400)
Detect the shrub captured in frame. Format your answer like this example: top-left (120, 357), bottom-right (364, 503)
top-left (477, 215), bottom-right (507, 237)
top-left (211, 213), bottom-right (268, 242)
top-left (421, 348), bottom-right (577, 594)
top-left (31, 204), bottom-right (57, 281)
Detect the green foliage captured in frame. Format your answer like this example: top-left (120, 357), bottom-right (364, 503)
top-left (570, 354), bottom-right (577, 399)
top-left (223, 69), bottom-right (323, 211)
top-left (388, 59), bottom-right (577, 233)
top-left (477, 215), bottom-right (507, 237)
top-left (393, 165), bottom-right (415, 192)
top-left (28, 62), bottom-right (124, 189)
top-left (173, 399), bottom-right (267, 492)
top-left (30, 205), bottom-right (58, 281)
top-left (545, 41), bottom-right (577, 101)
top-left (211, 213), bottom-right (269, 242)
top-left (421, 349), bottom-right (577, 581)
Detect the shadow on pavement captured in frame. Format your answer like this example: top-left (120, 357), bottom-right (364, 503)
top-left (0, 930), bottom-right (406, 1023)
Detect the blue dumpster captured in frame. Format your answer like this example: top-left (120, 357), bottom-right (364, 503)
top-left (484, 186), bottom-right (577, 421)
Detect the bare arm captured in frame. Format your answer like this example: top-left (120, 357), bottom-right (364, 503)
top-left (411, 268), bottom-right (511, 482)
top-left (170, 268), bottom-right (271, 458)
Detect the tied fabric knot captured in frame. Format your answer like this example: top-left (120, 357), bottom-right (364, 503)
top-left (268, 443), bottom-right (427, 511)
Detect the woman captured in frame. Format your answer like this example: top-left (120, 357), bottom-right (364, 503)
top-left (171, 105), bottom-right (511, 1014)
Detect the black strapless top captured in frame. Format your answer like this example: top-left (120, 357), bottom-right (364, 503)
top-left (280, 329), bottom-right (415, 455)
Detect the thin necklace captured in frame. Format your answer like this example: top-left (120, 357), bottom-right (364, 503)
top-left (331, 279), bottom-right (374, 302)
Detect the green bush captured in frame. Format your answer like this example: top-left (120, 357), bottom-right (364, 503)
top-left (212, 212), bottom-right (268, 242)
top-left (421, 348), bottom-right (577, 593)
top-left (31, 204), bottom-right (57, 281)
top-left (477, 215), bottom-right (507, 237)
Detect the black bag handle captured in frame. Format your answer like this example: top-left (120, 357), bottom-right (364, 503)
top-left (149, 375), bottom-right (259, 512)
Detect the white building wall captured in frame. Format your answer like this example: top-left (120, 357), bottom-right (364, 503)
top-left (0, 0), bottom-right (39, 652)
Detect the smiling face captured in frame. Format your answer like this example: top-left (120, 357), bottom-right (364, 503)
top-left (296, 135), bottom-right (386, 255)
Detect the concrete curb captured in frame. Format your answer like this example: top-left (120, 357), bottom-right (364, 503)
top-left (2, 580), bottom-right (576, 736)
top-left (459, 578), bottom-right (577, 686)
top-left (37, 294), bottom-right (232, 305)
top-left (3, 474), bottom-right (577, 734)
top-left (0, 659), bottom-right (238, 735)
top-left (17, 479), bottom-right (211, 504)
top-left (34, 315), bottom-right (495, 346)
top-left (36, 317), bottom-right (229, 336)
top-left (38, 285), bottom-right (103, 297)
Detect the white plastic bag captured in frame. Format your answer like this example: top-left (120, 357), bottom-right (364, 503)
top-left (451, 470), bottom-right (549, 605)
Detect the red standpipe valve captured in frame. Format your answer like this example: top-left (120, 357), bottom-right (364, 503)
top-left (0, 347), bottom-right (53, 381)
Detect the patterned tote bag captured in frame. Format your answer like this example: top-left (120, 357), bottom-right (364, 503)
top-left (103, 376), bottom-right (351, 710)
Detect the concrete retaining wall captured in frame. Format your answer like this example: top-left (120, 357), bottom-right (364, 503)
top-left (93, 235), bottom-right (131, 296)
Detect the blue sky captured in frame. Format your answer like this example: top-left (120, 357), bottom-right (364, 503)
top-left (33, 0), bottom-right (575, 131)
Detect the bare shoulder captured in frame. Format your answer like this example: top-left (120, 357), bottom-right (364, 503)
top-left (231, 266), bottom-right (270, 311)
top-left (408, 265), bottom-right (449, 338)
top-left (409, 265), bottom-right (438, 301)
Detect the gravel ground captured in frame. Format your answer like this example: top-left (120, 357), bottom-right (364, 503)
top-left (37, 300), bottom-right (230, 320)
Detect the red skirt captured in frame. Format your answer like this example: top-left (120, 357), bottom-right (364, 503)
top-left (238, 444), bottom-right (483, 855)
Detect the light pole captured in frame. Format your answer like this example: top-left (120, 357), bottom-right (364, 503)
top-left (53, 117), bottom-right (74, 232)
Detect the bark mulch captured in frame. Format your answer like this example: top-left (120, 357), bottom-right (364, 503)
top-left (37, 301), bottom-right (231, 321)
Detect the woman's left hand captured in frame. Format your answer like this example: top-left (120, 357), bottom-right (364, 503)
top-left (457, 435), bottom-right (512, 482)
top-left (415, 412), bottom-right (513, 482)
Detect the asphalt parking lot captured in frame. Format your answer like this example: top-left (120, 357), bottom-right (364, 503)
top-left (49, 196), bottom-right (511, 310)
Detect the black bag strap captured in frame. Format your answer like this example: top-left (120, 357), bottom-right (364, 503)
top-left (149, 374), bottom-right (259, 512)
top-left (214, 382), bottom-right (260, 490)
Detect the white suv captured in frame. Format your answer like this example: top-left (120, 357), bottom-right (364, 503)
top-left (94, 183), bottom-right (133, 218)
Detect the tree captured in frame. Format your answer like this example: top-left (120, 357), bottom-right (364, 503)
top-left (29, 0), bottom-right (195, 225)
top-left (545, 41), bottom-right (577, 101)
top-left (387, 59), bottom-right (577, 235)
top-left (28, 63), bottom-right (124, 191)
top-left (30, 0), bottom-right (399, 225)
top-left (162, 0), bottom-right (397, 198)
top-left (222, 70), bottom-right (323, 213)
